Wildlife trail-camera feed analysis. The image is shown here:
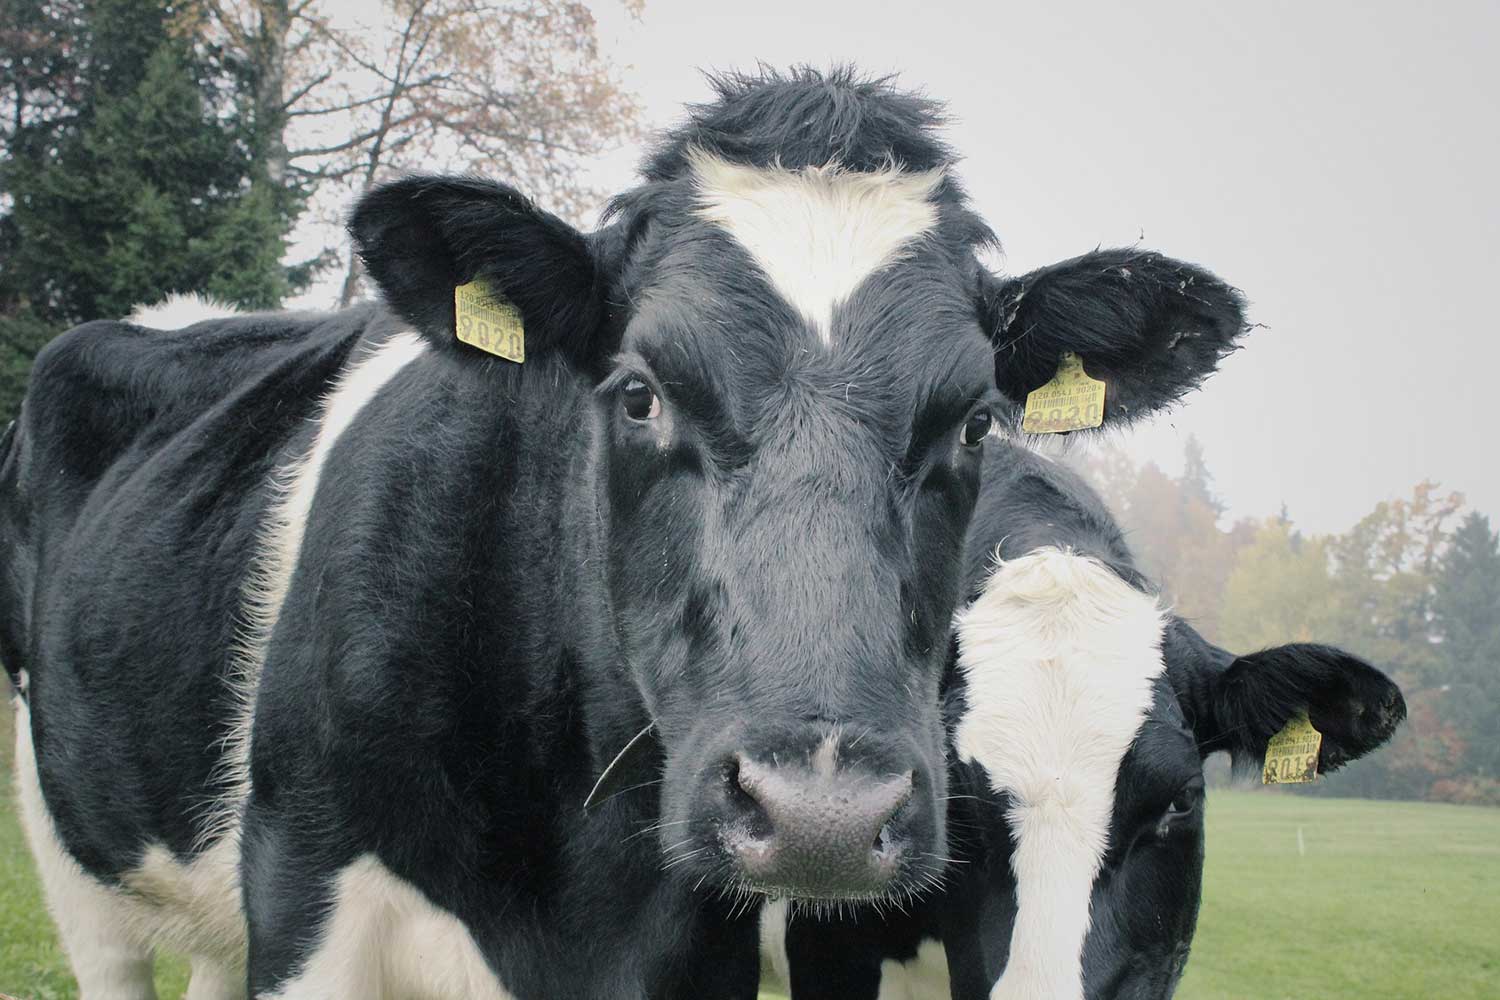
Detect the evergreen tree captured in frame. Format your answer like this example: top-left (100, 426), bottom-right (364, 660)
top-left (1180, 433), bottom-right (1224, 516)
top-left (1434, 513), bottom-right (1500, 677)
top-left (1432, 512), bottom-right (1500, 784)
top-left (4, 2), bottom-right (301, 321)
top-left (0, 0), bottom-right (308, 417)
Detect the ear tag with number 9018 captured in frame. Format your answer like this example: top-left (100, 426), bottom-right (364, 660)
top-left (1021, 352), bottom-right (1105, 433)
top-left (1263, 712), bottom-right (1323, 784)
top-left (454, 279), bottom-right (524, 363)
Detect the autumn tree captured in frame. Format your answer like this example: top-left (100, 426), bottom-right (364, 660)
top-left (1324, 481), bottom-right (1463, 686)
top-left (1218, 519), bottom-right (1339, 651)
top-left (1072, 438), bottom-right (1246, 639)
top-left (199, 0), bottom-right (643, 305)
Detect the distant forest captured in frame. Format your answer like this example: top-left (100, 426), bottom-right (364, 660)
top-left (1068, 437), bottom-right (1499, 806)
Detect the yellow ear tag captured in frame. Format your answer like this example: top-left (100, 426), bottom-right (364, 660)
top-left (1020, 352), bottom-right (1106, 433)
top-left (1262, 712), bottom-right (1323, 784)
top-left (454, 279), bottom-right (524, 363)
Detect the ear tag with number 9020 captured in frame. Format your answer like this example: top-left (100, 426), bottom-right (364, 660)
top-left (1021, 352), bottom-right (1105, 433)
top-left (1263, 712), bottom-right (1323, 784)
top-left (454, 279), bottom-right (525, 363)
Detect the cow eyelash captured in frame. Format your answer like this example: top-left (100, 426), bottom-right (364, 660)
top-left (596, 354), bottom-right (659, 397)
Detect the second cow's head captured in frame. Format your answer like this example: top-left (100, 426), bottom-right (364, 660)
top-left (348, 70), bottom-right (1248, 904)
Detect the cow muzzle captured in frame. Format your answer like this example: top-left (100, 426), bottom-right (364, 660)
top-left (693, 726), bottom-right (938, 899)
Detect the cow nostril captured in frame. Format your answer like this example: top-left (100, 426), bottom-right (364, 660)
top-left (725, 754), bottom-right (773, 839)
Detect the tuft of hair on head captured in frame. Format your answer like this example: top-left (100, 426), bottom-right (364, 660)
top-left (127, 292), bottom-right (244, 329)
top-left (640, 64), bottom-right (958, 181)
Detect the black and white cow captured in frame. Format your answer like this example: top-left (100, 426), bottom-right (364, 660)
top-left (761, 440), bottom-right (1406, 1000)
top-left (0, 69), bottom-right (1251, 999)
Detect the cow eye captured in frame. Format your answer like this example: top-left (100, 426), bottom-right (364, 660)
top-left (620, 378), bottom-right (661, 421)
top-left (960, 408), bottom-right (993, 447)
top-left (1163, 784), bottom-right (1202, 824)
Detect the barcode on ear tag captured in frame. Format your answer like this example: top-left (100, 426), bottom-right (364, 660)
top-left (455, 279), bottom-right (524, 363)
top-left (1263, 713), bottom-right (1323, 784)
top-left (1021, 352), bottom-right (1105, 433)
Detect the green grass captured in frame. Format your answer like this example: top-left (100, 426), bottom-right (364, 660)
top-left (2, 696), bottom-right (1495, 998)
top-left (1175, 791), bottom-right (1499, 1000)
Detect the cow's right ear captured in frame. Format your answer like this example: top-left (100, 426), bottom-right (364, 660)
top-left (350, 175), bottom-right (610, 365)
top-left (977, 249), bottom-right (1249, 426)
top-left (1167, 623), bottom-right (1408, 775)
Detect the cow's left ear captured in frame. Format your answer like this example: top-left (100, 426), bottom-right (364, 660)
top-left (350, 174), bottom-right (612, 365)
top-left (978, 249), bottom-right (1249, 424)
top-left (1194, 643), bottom-right (1407, 774)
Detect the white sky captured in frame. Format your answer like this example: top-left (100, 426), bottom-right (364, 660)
top-left (301, 0), bottom-right (1500, 535)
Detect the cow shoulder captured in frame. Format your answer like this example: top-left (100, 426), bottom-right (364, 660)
top-left (22, 311), bottom-right (368, 493)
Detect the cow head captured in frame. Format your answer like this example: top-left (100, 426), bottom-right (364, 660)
top-left (949, 552), bottom-right (1405, 999)
top-left (349, 68), bottom-right (1248, 908)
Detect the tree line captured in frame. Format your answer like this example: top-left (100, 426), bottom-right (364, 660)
top-left (1, 0), bottom-right (641, 418)
top-left (1074, 438), bottom-right (1499, 806)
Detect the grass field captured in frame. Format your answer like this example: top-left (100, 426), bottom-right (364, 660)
top-left (3, 700), bottom-right (1496, 999)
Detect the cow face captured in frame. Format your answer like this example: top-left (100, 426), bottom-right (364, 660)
top-left (599, 153), bottom-right (1000, 904)
top-left (350, 71), bottom-right (1250, 907)
top-left (949, 549), bottom-right (1405, 999)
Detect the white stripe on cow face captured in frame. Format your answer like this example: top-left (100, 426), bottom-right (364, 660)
top-left (953, 548), bottom-right (1166, 1000)
top-left (216, 331), bottom-right (428, 844)
top-left (690, 150), bottom-right (943, 345)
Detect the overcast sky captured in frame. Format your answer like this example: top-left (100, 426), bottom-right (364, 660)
top-left (561, 0), bottom-right (1496, 535)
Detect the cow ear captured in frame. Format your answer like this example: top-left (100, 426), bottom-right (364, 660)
top-left (350, 175), bottom-right (611, 365)
top-left (978, 249), bottom-right (1249, 425)
top-left (1199, 644), bottom-right (1406, 774)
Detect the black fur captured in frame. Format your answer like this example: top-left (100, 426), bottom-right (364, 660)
top-left (642, 66), bottom-right (955, 179)
top-left (350, 175), bottom-right (611, 366)
top-left (2, 68), bottom-right (1256, 999)
top-left (1195, 643), bottom-right (1407, 772)
top-left (980, 248), bottom-right (1249, 422)
top-left (777, 442), bottom-right (1405, 1000)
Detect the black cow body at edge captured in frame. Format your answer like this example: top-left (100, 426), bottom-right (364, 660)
top-left (0, 69), bottom-right (1250, 999)
top-left (766, 441), bottom-right (1406, 1000)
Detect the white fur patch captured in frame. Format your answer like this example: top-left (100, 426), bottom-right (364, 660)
top-left (127, 292), bottom-right (243, 328)
top-left (876, 939), bottom-right (950, 1000)
top-left (14, 698), bottom-right (245, 999)
top-left (757, 902), bottom-right (949, 1000)
top-left (121, 840), bottom-right (246, 971)
top-left (261, 854), bottom-right (517, 1000)
top-left (690, 151), bottom-right (943, 344)
top-left (14, 699), bottom-right (158, 999)
top-left (758, 897), bottom-right (793, 990)
top-left (215, 331), bottom-right (428, 841)
top-left (953, 548), bottom-right (1166, 1000)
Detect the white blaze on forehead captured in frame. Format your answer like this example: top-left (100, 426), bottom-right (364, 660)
top-left (689, 150), bottom-right (944, 344)
top-left (952, 548), bottom-right (1166, 1000)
